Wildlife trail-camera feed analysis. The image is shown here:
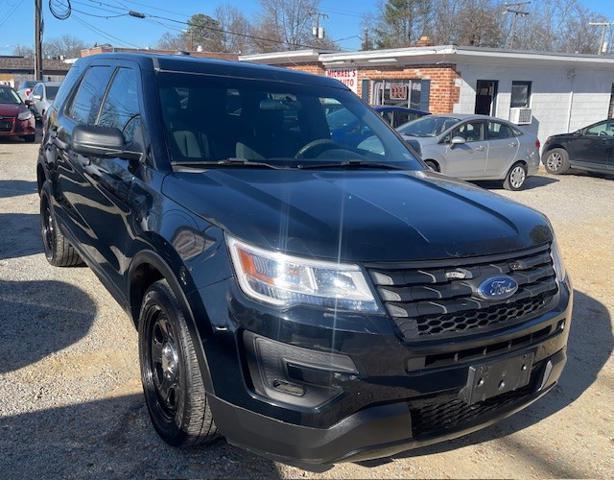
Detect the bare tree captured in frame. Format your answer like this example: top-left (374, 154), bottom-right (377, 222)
top-left (44, 35), bottom-right (86, 58)
top-left (253, 0), bottom-right (337, 51)
top-left (13, 45), bottom-right (34, 57)
top-left (215, 5), bottom-right (254, 53)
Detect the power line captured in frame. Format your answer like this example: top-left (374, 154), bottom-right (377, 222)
top-left (49, 0), bottom-right (346, 51)
top-left (71, 12), bottom-right (142, 48)
top-left (0, 0), bottom-right (25, 29)
top-left (505, 1), bottom-right (530, 49)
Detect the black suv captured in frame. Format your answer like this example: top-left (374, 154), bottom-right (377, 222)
top-left (38, 53), bottom-right (572, 465)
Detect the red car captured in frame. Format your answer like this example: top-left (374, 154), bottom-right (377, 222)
top-left (0, 85), bottom-right (36, 142)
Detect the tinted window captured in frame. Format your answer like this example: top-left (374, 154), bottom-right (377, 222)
top-left (511, 81), bottom-right (531, 108)
top-left (586, 121), bottom-right (614, 137)
top-left (98, 68), bottom-right (141, 143)
top-left (453, 121), bottom-right (484, 142)
top-left (157, 72), bottom-right (419, 168)
top-left (46, 86), bottom-right (60, 100)
top-left (394, 111), bottom-right (410, 128)
top-left (398, 116), bottom-right (460, 137)
top-left (487, 121), bottom-right (514, 139)
top-left (67, 66), bottom-right (113, 125)
top-left (54, 63), bottom-right (83, 108)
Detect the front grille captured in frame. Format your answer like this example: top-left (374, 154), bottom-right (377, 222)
top-left (369, 244), bottom-right (558, 340)
top-left (0, 118), bottom-right (13, 132)
top-left (410, 384), bottom-right (533, 437)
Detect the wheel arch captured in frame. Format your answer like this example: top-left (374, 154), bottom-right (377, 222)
top-left (423, 159), bottom-right (440, 172)
top-left (128, 249), bottom-right (215, 393)
top-left (36, 163), bottom-right (46, 194)
top-left (542, 143), bottom-right (566, 155)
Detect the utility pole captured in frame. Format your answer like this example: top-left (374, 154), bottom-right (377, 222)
top-left (589, 21), bottom-right (614, 55)
top-left (312, 12), bottom-right (328, 40)
top-left (34, 0), bottom-right (43, 81)
top-left (505, 1), bottom-right (530, 49)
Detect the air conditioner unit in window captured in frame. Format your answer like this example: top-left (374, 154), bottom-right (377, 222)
top-left (509, 107), bottom-right (532, 125)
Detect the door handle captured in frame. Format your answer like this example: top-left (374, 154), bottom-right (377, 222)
top-left (508, 142), bottom-right (518, 147)
top-left (475, 146), bottom-right (485, 151)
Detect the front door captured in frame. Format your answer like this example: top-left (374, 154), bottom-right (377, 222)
top-left (443, 120), bottom-right (489, 178)
top-left (574, 120), bottom-right (614, 171)
top-left (79, 66), bottom-right (144, 287)
top-left (475, 80), bottom-right (498, 116)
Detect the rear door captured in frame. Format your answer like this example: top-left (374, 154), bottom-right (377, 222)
top-left (485, 120), bottom-right (519, 178)
top-left (442, 120), bottom-right (488, 178)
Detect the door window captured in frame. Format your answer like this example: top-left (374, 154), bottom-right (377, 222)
top-left (585, 121), bottom-right (614, 137)
top-left (487, 121), bottom-right (514, 139)
top-left (394, 111), bottom-right (410, 128)
top-left (67, 66), bottom-right (113, 125)
top-left (97, 68), bottom-right (141, 144)
top-left (452, 121), bottom-right (484, 142)
top-left (32, 84), bottom-right (43, 98)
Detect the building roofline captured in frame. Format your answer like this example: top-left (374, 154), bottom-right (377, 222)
top-left (239, 49), bottom-right (331, 64)
top-left (239, 45), bottom-right (614, 68)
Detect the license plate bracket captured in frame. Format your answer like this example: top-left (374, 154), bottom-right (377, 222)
top-left (461, 352), bottom-right (534, 405)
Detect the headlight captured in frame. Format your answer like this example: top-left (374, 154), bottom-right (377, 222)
top-left (550, 236), bottom-right (566, 282)
top-left (227, 235), bottom-right (381, 312)
top-left (17, 111), bottom-right (33, 121)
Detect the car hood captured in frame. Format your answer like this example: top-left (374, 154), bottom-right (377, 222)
top-left (0, 104), bottom-right (23, 116)
top-left (162, 169), bottom-right (552, 263)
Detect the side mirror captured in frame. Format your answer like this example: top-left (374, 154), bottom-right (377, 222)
top-left (72, 124), bottom-right (140, 160)
top-left (450, 136), bottom-right (466, 147)
top-left (24, 99), bottom-right (33, 107)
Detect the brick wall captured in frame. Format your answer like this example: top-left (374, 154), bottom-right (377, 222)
top-left (278, 62), bottom-right (460, 114)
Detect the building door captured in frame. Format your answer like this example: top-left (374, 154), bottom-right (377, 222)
top-left (475, 80), bottom-right (498, 116)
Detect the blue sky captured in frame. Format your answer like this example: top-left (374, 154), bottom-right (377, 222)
top-left (0, 0), bottom-right (612, 55)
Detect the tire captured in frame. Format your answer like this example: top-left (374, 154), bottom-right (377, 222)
top-left (40, 184), bottom-right (83, 267)
top-left (503, 162), bottom-right (528, 191)
top-left (543, 148), bottom-right (571, 175)
top-left (23, 135), bottom-right (36, 143)
top-left (424, 160), bottom-right (440, 172)
top-left (139, 279), bottom-right (217, 447)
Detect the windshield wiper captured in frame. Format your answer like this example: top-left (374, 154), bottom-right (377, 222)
top-left (172, 158), bottom-right (285, 170)
top-left (296, 160), bottom-right (408, 170)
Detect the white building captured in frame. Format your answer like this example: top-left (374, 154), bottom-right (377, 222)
top-left (240, 45), bottom-right (614, 143)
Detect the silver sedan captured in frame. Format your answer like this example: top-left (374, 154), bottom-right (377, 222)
top-left (398, 114), bottom-right (540, 190)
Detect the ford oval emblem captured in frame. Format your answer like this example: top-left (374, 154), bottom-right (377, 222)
top-left (477, 275), bottom-right (518, 301)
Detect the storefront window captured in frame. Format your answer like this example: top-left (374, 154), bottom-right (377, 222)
top-left (373, 80), bottom-right (422, 109)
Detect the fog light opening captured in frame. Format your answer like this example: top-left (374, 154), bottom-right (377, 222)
top-left (558, 319), bottom-right (565, 331)
top-left (272, 379), bottom-right (305, 397)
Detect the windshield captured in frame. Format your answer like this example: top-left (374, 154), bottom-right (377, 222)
top-left (398, 116), bottom-right (460, 137)
top-left (0, 87), bottom-right (22, 105)
top-left (157, 72), bottom-right (420, 169)
top-left (46, 86), bottom-right (60, 100)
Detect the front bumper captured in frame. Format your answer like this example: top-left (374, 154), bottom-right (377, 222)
top-left (199, 274), bottom-right (572, 464)
top-left (0, 116), bottom-right (35, 137)
top-left (209, 348), bottom-right (564, 465)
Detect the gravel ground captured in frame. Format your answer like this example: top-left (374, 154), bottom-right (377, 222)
top-left (0, 140), bottom-right (612, 479)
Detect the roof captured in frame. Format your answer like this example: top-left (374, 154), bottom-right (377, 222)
top-left (373, 105), bottom-right (429, 114)
top-left (240, 45), bottom-right (614, 69)
top-left (82, 52), bottom-right (345, 89)
top-left (0, 56), bottom-right (71, 74)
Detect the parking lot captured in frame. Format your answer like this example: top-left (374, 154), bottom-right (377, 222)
top-left (0, 139), bottom-right (612, 479)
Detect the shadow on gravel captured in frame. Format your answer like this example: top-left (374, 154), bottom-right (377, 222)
top-left (0, 393), bottom-right (281, 479)
top-left (474, 175), bottom-right (559, 191)
top-left (0, 213), bottom-right (42, 260)
top-left (359, 289), bottom-right (611, 478)
top-left (0, 279), bottom-right (96, 374)
top-left (0, 180), bottom-right (37, 199)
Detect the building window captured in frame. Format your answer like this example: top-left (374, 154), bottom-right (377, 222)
top-left (372, 79), bottom-right (422, 109)
top-left (511, 81), bottom-right (532, 108)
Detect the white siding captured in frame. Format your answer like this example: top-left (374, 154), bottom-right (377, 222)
top-left (454, 62), bottom-right (614, 143)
